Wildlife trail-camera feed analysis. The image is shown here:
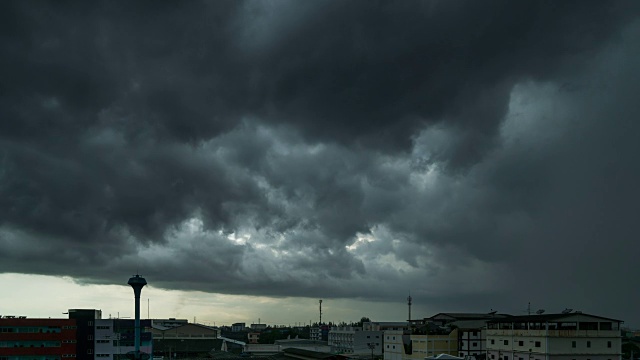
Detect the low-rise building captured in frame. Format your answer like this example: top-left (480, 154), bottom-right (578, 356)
top-left (94, 318), bottom-right (153, 359)
top-left (485, 312), bottom-right (622, 360)
top-left (384, 328), bottom-right (459, 360)
top-left (152, 323), bottom-right (220, 358)
top-left (328, 326), bottom-right (383, 356)
top-left (232, 323), bottom-right (246, 332)
top-left (0, 316), bottom-right (78, 360)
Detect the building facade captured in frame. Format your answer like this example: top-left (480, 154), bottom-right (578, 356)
top-left (486, 313), bottom-right (622, 360)
top-left (0, 317), bottom-right (77, 360)
top-left (94, 319), bottom-right (153, 360)
top-left (328, 326), bottom-right (383, 356)
top-left (384, 328), bottom-right (459, 360)
top-left (152, 323), bottom-right (219, 358)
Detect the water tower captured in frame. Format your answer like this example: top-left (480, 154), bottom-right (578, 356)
top-left (128, 274), bottom-right (147, 360)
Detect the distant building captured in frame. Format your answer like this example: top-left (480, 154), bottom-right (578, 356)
top-left (151, 318), bottom-right (188, 329)
top-left (152, 323), bottom-right (220, 358)
top-left (248, 332), bottom-right (260, 344)
top-left (311, 325), bottom-right (330, 342)
top-left (0, 316), bottom-right (78, 359)
top-left (232, 323), bottom-right (247, 332)
top-left (250, 324), bottom-right (268, 331)
top-left (94, 318), bottom-right (153, 359)
top-left (328, 325), bottom-right (383, 356)
top-left (384, 328), bottom-right (459, 360)
top-left (485, 312), bottom-right (622, 360)
top-left (423, 312), bottom-right (511, 358)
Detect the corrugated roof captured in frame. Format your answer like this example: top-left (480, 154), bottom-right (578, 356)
top-left (487, 313), bottom-right (622, 323)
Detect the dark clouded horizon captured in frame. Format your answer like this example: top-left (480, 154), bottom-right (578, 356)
top-left (1, 1), bottom-right (639, 325)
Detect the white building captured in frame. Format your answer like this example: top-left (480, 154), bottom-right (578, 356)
top-left (486, 312), bottom-right (622, 360)
top-left (328, 326), bottom-right (383, 355)
top-left (94, 319), bottom-right (153, 359)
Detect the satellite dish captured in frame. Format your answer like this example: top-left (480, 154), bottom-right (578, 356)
top-left (488, 310), bottom-right (497, 315)
top-left (536, 309), bottom-right (545, 315)
top-left (561, 308), bottom-right (573, 314)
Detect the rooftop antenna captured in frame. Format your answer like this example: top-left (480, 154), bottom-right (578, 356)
top-left (562, 308), bottom-right (573, 314)
top-left (407, 293), bottom-right (413, 321)
top-left (319, 300), bottom-right (323, 325)
top-left (536, 309), bottom-right (545, 315)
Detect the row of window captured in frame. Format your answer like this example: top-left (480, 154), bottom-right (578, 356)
top-left (490, 339), bottom-right (612, 348)
top-left (0, 327), bottom-right (62, 333)
top-left (0, 341), bottom-right (62, 348)
top-left (491, 339), bottom-right (541, 347)
top-left (0, 357), bottom-right (63, 360)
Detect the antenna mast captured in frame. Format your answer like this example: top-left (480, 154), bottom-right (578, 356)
top-left (319, 299), bottom-right (323, 324)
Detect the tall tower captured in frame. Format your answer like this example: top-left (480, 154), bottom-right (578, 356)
top-left (319, 299), bottom-right (323, 324)
top-left (407, 294), bottom-right (412, 321)
top-left (128, 274), bottom-right (147, 360)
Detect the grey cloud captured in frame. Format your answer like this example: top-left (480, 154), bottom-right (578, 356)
top-left (1, 1), bottom-right (639, 326)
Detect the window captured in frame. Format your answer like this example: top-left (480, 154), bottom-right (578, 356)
top-left (535, 341), bottom-right (541, 347)
top-left (473, 331), bottom-right (478, 336)
top-left (491, 355), bottom-right (495, 359)
top-left (505, 356), bottom-right (509, 360)
top-left (87, 349), bottom-right (93, 354)
top-left (87, 335), bottom-right (93, 340)
top-left (96, 326), bottom-right (110, 329)
top-left (572, 341), bottom-right (576, 348)
top-left (504, 340), bottom-right (509, 345)
top-left (608, 341), bottom-right (612, 348)
top-left (491, 340), bottom-right (495, 345)
top-left (519, 341), bottom-right (523, 346)
top-left (473, 342), bottom-right (478, 347)
top-left (393, 346), bottom-right (396, 349)
top-left (587, 341), bottom-right (591, 348)
top-left (87, 321), bottom-right (93, 326)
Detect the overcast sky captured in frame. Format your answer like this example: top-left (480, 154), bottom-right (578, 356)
top-left (1, 0), bottom-right (640, 328)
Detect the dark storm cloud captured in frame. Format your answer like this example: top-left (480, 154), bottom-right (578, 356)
top-left (1, 0), bottom-right (640, 324)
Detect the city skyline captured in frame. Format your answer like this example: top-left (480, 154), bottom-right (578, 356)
top-left (1, 1), bottom-right (639, 328)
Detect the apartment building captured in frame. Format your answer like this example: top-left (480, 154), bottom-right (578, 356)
top-left (0, 316), bottom-right (77, 360)
top-left (384, 328), bottom-right (459, 360)
top-left (486, 313), bottom-right (622, 360)
top-left (328, 326), bottom-right (383, 356)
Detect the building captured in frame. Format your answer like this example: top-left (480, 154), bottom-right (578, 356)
top-left (152, 323), bottom-right (220, 358)
top-left (248, 332), bottom-right (260, 344)
top-left (328, 326), bottom-right (383, 356)
top-left (310, 325), bottom-right (330, 342)
top-left (151, 319), bottom-right (188, 329)
top-left (251, 324), bottom-right (268, 331)
top-left (232, 323), bottom-right (246, 332)
top-left (364, 322), bottom-right (409, 332)
top-left (0, 316), bottom-right (77, 360)
top-left (94, 318), bottom-right (153, 359)
top-left (424, 312), bottom-right (511, 358)
top-left (486, 312), bottom-right (622, 360)
top-left (384, 328), bottom-right (459, 360)
top-left (68, 309), bottom-right (102, 359)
